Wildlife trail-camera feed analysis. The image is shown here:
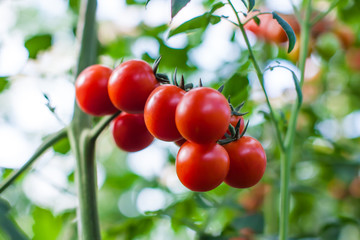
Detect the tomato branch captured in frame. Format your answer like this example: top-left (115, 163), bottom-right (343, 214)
top-left (227, 0), bottom-right (285, 152)
top-left (90, 111), bottom-right (121, 140)
top-left (0, 128), bottom-right (67, 194)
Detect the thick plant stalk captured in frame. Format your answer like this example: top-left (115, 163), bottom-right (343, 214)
top-left (67, 0), bottom-right (100, 239)
top-left (279, 1), bottom-right (312, 239)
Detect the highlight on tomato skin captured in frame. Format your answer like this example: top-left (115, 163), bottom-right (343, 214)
top-left (175, 87), bottom-right (231, 144)
top-left (108, 59), bottom-right (159, 114)
top-left (75, 64), bottom-right (118, 116)
top-left (176, 142), bottom-right (230, 192)
top-left (224, 136), bottom-right (267, 189)
top-left (110, 112), bottom-right (154, 152)
top-left (144, 84), bottom-right (185, 142)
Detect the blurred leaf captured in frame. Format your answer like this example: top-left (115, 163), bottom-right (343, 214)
top-left (209, 2), bottom-right (225, 13)
top-left (232, 213), bottom-right (264, 233)
top-left (0, 198), bottom-right (10, 214)
top-left (0, 77), bottom-right (10, 93)
top-left (168, 13), bottom-right (220, 38)
top-left (272, 12), bottom-right (296, 53)
top-left (68, 0), bottom-right (80, 14)
top-left (52, 137), bottom-right (71, 155)
top-left (32, 207), bottom-right (62, 240)
top-left (0, 199), bottom-right (28, 240)
top-left (24, 34), bottom-right (52, 59)
top-left (194, 193), bottom-right (217, 208)
top-left (223, 73), bottom-right (249, 107)
top-left (248, 0), bottom-right (255, 12)
top-left (171, 0), bottom-right (191, 19)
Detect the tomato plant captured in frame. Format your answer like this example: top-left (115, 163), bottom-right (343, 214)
top-left (108, 60), bottom-right (159, 113)
top-left (144, 84), bottom-right (185, 141)
top-left (75, 65), bottom-right (118, 116)
top-left (175, 87), bottom-right (231, 144)
top-left (111, 112), bottom-right (154, 152)
top-left (176, 142), bottom-right (229, 192)
top-left (223, 136), bottom-right (267, 188)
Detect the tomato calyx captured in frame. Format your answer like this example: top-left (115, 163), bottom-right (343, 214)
top-left (172, 69), bottom-right (194, 91)
top-left (218, 99), bottom-right (249, 145)
top-left (152, 56), bottom-right (170, 84)
top-left (218, 118), bottom-right (249, 145)
top-left (230, 100), bottom-right (248, 117)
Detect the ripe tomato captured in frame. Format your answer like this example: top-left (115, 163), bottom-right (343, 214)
top-left (176, 142), bottom-right (229, 192)
top-left (144, 85), bottom-right (185, 141)
top-left (175, 87), bottom-right (231, 144)
top-left (111, 112), bottom-right (154, 152)
top-left (224, 136), bottom-right (266, 188)
top-left (75, 65), bottom-right (118, 116)
top-left (223, 115), bottom-right (245, 139)
top-left (108, 60), bottom-right (159, 113)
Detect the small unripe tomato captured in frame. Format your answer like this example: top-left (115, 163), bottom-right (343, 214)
top-left (75, 65), bottom-right (118, 116)
top-left (144, 85), bottom-right (185, 141)
top-left (176, 142), bottom-right (230, 192)
top-left (108, 60), bottom-right (159, 113)
top-left (224, 136), bottom-right (267, 188)
top-left (175, 87), bottom-right (231, 144)
top-left (111, 112), bottom-right (154, 152)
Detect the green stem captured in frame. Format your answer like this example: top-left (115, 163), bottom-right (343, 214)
top-left (279, 1), bottom-right (312, 240)
top-left (310, 0), bottom-right (340, 25)
top-left (90, 111), bottom-right (121, 140)
top-left (68, 0), bottom-right (100, 239)
top-left (227, 0), bottom-right (285, 151)
top-left (0, 128), bottom-right (67, 194)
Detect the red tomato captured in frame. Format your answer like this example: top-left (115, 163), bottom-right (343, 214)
top-left (75, 65), bottom-right (118, 116)
top-left (176, 142), bottom-right (230, 192)
top-left (175, 87), bottom-right (231, 144)
top-left (223, 115), bottom-right (245, 139)
top-left (144, 85), bottom-right (185, 141)
top-left (108, 60), bottom-right (159, 113)
top-left (224, 136), bottom-right (266, 188)
top-left (245, 13), bottom-right (299, 44)
top-left (111, 112), bottom-right (154, 152)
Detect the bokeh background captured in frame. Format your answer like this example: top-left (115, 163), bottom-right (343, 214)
top-left (0, 0), bottom-right (360, 239)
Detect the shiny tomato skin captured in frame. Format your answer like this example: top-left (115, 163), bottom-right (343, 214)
top-left (111, 112), bottom-right (154, 152)
top-left (224, 136), bottom-right (267, 188)
top-left (108, 60), bottom-right (159, 113)
top-left (144, 85), bottom-right (185, 141)
top-left (175, 87), bottom-right (231, 144)
top-left (75, 65), bottom-right (118, 116)
top-left (176, 142), bottom-right (230, 192)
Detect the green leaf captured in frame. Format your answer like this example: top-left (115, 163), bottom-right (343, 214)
top-left (241, 0), bottom-right (248, 9)
top-left (248, 0), bottom-right (255, 12)
top-left (168, 13), bottom-right (220, 38)
top-left (0, 198), bottom-right (28, 240)
top-left (253, 15), bottom-right (260, 25)
top-left (0, 77), bottom-right (10, 93)
top-left (272, 12), bottom-right (296, 53)
top-left (171, 0), bottom-right (191, 19)
top-left (68, 0), bottom-right (80, 14)
top-left (52, 137), bottom-right (71, 155)
top-left (32, 207), bottom-right (62, 240)
top-left (24, 34), bottom-right (52, 59)
top-left (210, 2), bottom-right (225, 13)
top-left (222, 73), bottom-right (249, 107)
top-left (232, 213), bottom-right (264, 233)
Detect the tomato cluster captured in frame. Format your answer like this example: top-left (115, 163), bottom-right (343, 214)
top-left (75, 58), bottom-right (267, 192)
